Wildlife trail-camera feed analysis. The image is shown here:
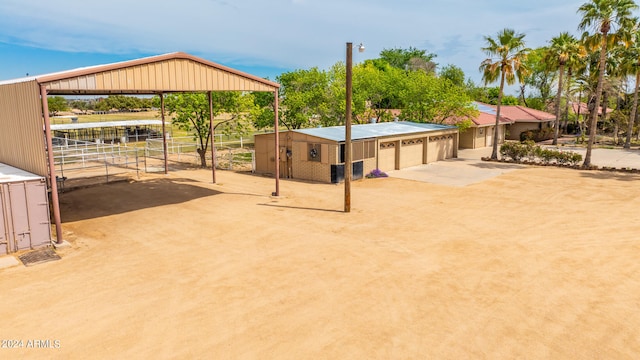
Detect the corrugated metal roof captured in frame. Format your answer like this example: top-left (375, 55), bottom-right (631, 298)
top-left (294, 121), bottom-right (455, 142)
top-left (0, 163), bottom-right (43, 183)
top-left (51, 119), bottom-right (164, 131)
top-left (0, 52), bottom-right (280, 93)
top-left (474, 102), bottom-right (497, 115)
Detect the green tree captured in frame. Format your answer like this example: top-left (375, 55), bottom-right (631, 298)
top-left (379, 47), bottom-right (437, 73)
top-left (619, 20), bottom-right (640, 148)
top-left (276, 68), bottom-right (329, 129)
top-left (248, 92), bottom-right (275, 130)
top-left (400, 70), bottom-right (477, 125)
top-left (353, 62), bottom-right (405, 123)
top-left (546, 32), bottom-right (583, 144)
top-left (69, 100), bottom-right (90, 114)
top-left (480, 28), bottom-right (530, 159)
top-left (47, 96), bottom-right (68, 116)
top-left (522, 47), bottom-right (556, 106)
top-left (439, 64), bottom-right (466, 87)
top-left (578, 0), bottom-right (638, 166)
top-left (163, 92), bottom-right (245, 167)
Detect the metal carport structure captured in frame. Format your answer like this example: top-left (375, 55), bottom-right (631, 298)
top-left (0, 52), bottom-right (281, 245)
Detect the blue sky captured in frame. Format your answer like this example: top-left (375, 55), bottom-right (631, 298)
top-left (0, 0), bottom-right (594, 95)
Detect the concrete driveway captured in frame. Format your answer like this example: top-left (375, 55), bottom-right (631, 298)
top-left (387, 146), bottom-right (640, 187)
top-left (386, 148), bottom-right (524, 187)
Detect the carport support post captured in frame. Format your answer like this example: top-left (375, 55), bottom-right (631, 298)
top-left (160, 93), bottom-right (169, 175)
top-left (208, 92), bottom-right (216, 183)
top-left (40, 85), bottom-right (64, 244)
top-left (274, 89), bottom-right (280, 196)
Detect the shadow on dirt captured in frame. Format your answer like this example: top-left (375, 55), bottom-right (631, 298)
top-left (59, 177), bottom-right (221, 222)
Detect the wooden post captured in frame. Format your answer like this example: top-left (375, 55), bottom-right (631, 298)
top-left (274, 89), bottom-right (280, 196)
top-left (345, 42), bottom-right (353, 213)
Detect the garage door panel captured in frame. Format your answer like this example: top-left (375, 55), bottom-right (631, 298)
top-left (378, 142), bottom-right (396, 171)
top-left (400, 139), bottom-right (424, 167)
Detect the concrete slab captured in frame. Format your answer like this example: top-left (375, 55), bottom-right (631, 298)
top-left (388, 157), bottom-right (524, 187)
top-left (388, 145), bottom-right (640, 187)
top-left (52, 240), bottom-right (72, 249)
top-left (0, 255), bottom-right (20, 269)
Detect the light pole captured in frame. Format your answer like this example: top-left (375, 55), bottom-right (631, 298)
top-left (345, 42), bottom-right (364, 213)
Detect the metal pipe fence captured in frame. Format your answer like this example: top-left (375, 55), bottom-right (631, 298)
top-left (50, 136), bottom-right (255, 191)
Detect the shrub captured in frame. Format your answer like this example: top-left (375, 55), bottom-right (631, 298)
top-left (520, 127), bottom-right (555, 142)
top-left (366, 168), bottom-right (388, 178)
top-left (499, 142), bottom-right (582, 165)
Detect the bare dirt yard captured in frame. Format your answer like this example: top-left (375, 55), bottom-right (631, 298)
top-left (1, 166), bottom-right (640, 359)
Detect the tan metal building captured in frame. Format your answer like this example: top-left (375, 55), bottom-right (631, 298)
top-left (0, 52), bottom-right (281, 245)
top-left (255, 121), bottom-right (458, 183)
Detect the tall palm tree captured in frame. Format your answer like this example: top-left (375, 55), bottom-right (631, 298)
top-left (619, 20), bottom-right (640, 148)
top-left (480, 28), bottom-right (530, 159)
top-left (563, 52), bottom-right (588, 132)
top-left (578, 0), bottom-right (638, 166)
top-left (547, 32), bottom-right (583, 145)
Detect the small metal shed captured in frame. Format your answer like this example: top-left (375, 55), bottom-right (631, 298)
top-left (0, 163), bottom-right (52, 255)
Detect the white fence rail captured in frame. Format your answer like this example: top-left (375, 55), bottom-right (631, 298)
top-left (50, 136), bottom-right (255, 190)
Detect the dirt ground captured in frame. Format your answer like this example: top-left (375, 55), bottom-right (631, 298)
top-left (1, 166), bottom-right (640, 359)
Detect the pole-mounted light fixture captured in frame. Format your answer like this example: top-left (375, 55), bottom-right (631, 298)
top-left (345, 42), bottom-right (364, 213)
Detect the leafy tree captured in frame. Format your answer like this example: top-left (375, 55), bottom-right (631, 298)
top-left (94, 95), bottom-right (147, 112)
top-left (276, 68), bottom-right (329, 129)
top-left (439, 64), bottom-right (466, 87)
top-left (619, 20), bottom-right (640, 148)
top-left (163, 92), bottom-right (246, 167)
top-left (522, 47), bottom-right (556, 106)
top-left (578, 0), bottom-right (638, 166)
top-left (69, 100), bottom-right (90, 114)
top-left (353, 62), bottom-right (405, 123)
top-left (47, 96), bottom-right (68, 116)
top-left (480, 28), bottom-right (530, 159)
top-left (248, 92), bottom-right (275, 130)
top-left (379, 47), bottom-right (437, 73)
top-left (400, 70), bottom-right (478, 125)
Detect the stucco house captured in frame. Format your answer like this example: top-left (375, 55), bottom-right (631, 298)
top-left (454, 102), bottom-right (513, 149)
top-left (254, 121), bottom-right (458, 183)
top-left (496, 105), bottom-right (555, 140)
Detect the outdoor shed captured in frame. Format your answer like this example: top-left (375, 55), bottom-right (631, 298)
top-left (0, 163), bottom-right (51, 255)
top-left (255, 121), bottom-right (458, 183)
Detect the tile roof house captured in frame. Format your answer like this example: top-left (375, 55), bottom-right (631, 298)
top-left (447, 102), bottom-right (513, 149)
top-left (492, 105), bottom-right (556, 141)
top-left (569, 102), bottom-right (613, 117)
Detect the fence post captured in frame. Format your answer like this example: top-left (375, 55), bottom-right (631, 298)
top-left (105, 153), bottom-right (109, 183)
top-left (228, 148), bottom-right (232, 170)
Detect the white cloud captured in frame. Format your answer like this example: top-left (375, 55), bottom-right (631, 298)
top-left (0, 0), bottom-right (612, 88)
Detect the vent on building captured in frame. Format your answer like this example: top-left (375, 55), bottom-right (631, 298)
top-left (308, 143), bottom-right (321, 162)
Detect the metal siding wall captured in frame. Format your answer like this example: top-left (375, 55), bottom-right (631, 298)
top-left (0, 81), bottom-right (48, 176)
top-left (0, 185), bottom-right (7, 255)
top-left (43, 58), bottom-right (277, 93)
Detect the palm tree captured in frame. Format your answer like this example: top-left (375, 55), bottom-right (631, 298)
top-left (619, 20), bottom-right (640, 148)
top-left (563, 52), bottom-right (588, 132)
top-left (480, 28), bottom-right (530, 159)
top-left (547, 32), bottom-right (583, 145)
top-left (578, 0), bottom-right (638, 166)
